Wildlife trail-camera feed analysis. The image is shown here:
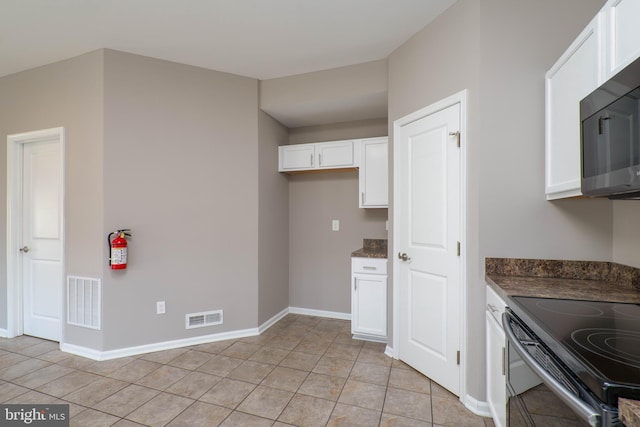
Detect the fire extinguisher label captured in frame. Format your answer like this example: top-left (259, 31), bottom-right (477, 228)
top-left (111, 247), bottom-right (127, 265)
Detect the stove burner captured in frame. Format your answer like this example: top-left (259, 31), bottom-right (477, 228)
top-left (535, 300), bottom-right (605, 317)
top-left (612, 303), bottom-right (640, 320)
top-left (571, 328), bottom-right (640, 369)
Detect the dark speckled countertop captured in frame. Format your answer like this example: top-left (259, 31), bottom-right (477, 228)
top-left (485, 257), bottom-right (640, 304)
top-left (351, 239), bottom-right (387, 258)
top-left (485, 258), bottom-right (640, 426)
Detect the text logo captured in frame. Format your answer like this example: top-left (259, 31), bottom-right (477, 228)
top-left (1, 405), bottom-right (68, 426)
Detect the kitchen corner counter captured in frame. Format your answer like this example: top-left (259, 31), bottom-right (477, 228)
top-left (486, 257), bottom-right (640, 426)
top-left (351, 238), bottom-right (387, 259)
top-left (485, 258), bottom-right (640, 304)
top-left (620, 398), bottom-right (640, 427)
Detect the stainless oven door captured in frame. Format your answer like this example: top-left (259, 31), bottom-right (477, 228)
top-left (502, 311), bottom-right (600, 427)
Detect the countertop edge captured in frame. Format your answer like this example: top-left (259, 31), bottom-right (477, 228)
top-left (619, 398), bottom-right (640, 427)
top-left (351, 248), bottom-right (388, 259)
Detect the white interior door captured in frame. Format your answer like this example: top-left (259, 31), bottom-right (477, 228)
top-left (22, 138), bottom-right (63, 341)
top-left (396, 102), bottom-right (461, 395)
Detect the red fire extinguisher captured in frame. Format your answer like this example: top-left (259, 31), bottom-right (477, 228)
top-left (108, 229), bottom-right (131, 270)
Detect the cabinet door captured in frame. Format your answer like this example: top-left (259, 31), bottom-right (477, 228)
top-left (545, 16), bottom-right (602, 200)
top-left (352, 274), bottom-right (387, 338)
top-left (317, 141), bottom-right (354, 168)
top-left (486, 311), bottom-right (506, 427)
top-left (279, 144), bottom-right (315, 171)
top-left (605, 0), bottom-right (640, 78)
top-left (359, 138), bottom-right (388, 208)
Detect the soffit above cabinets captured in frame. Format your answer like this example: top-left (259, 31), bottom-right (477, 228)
top-left (260, 60), bottom-right (388, 128)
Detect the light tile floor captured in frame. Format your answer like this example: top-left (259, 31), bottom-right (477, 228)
top-left (0, 315), bottom-right (495, 426)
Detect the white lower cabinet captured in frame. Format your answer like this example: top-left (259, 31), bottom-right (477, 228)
top-left (486, 286), bottom-right (507, 427)
top-left (351, 257), bottom-right (387, 342)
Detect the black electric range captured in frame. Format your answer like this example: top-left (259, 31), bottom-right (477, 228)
top-left (508, 296), bottom-right (640, 406)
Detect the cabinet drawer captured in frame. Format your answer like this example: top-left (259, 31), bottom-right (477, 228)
top-left (486, 285), bottom-right (507, 324)
top-left (352, 257), bottom-right (387, 275)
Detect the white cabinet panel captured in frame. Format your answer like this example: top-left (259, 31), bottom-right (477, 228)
top-left (486, 311), bottom-right (506, 427)
top-left (317, 141), bottom-right (354, 168)
top-left (545, 15), bottom-right (602, 200)
top-left (351, 257), bottom-right (387, 342)
top-left (359, 138), bottom-right (388, 208)
top-left (278, 140), bottom-right (354, 172)
top-left (486, 286), bottom-right (507, 427)
top-left (605, 0), bottom-right (640, 78)
top-left (279, 144), bottom-right (315, 171)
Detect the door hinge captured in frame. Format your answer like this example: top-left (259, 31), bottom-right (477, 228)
top-left (449, 131), bottom-right (460, 148)
top-left (456, 241), bottom-right (461, 257)
top-left (456, 350), bottom-right (460, 365)
top-left (502, 347), bottom-right (506, 376)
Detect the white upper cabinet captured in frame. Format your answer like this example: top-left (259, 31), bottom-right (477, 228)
top-left (278, 140), bottom-right (354, 172)
top-left (279, 137), bottom-right (389, 208)
top-left (545, 1), bottom-right (640, 200)
top-left (603, 0), bottom-right (640, 78)
top-left (359, 137), bottom-right (388, 208)
top-left (316, 141), bottom-right (354, 169)
top-left (279, 143), bottom-right (316, 170)
top-left (545, 14), bottom-right (604, 200)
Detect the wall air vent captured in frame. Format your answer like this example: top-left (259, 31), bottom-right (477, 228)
top-left (67, 276), bottom-right (101, 330)
top-left (185, 310), bottom-right (223, 329)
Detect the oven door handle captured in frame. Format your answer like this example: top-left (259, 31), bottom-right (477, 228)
top-left (502, 312), bottom-right (601, 427)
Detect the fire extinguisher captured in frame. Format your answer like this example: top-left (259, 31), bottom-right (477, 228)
top-left (108, 229), bottom-right (131, 270)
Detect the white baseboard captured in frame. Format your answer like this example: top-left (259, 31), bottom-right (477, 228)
top-left (61, 327), bottom-right (260, 361)
top-left (384, 345), bottom-right (395, 358)
top-left (0, 328), bottom-right (9, 338)
top-left (57, 305), bottom-right (350, 361)
top-left (462, 394), bottom-right (491, 417)
top-left (258, 307), bottom-right (289, 334)
top-left (288, 306), bottom-right (351, 320)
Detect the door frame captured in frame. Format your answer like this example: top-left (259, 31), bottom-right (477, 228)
top-left (392, 90), bottom-right (469, 401)
top-left (6, 127), bottom-right (65, 340)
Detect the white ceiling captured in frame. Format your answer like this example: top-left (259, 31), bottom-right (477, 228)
top-left (1, 0), bottom-right (456, 80)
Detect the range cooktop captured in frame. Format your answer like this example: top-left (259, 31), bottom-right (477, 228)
top-left (509, 296), bottom-right (640, 404)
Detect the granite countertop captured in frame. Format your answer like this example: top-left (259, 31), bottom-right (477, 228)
top-left (620, 398), bottom-right (640, 427)
top-left (351, 238), bottom-right (387, 258)
top-left (485, 258), bottom-right (640, 304)
top-left (486, 258), bottom-right (640, 427)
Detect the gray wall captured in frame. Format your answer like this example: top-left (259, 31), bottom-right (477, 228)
top-left (258, 111), bottom-right (290, 324)
top-left (388, 0), bottom-right (610, 401)
top-left (0, 51), bottom-right (105, 349)
top-left (613, 201), bottom-right (640, 267)
top-left (287, 120), bottom-right (388, 314)
top-left (102, 50), bottom-right (260, 349)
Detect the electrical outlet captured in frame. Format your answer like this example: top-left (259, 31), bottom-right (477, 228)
top-left (332, 219), bottom-right (340, 231)
top-left (157, 301), bottom-right (166, 314)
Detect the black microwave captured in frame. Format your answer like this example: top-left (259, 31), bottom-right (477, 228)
top-left (581, 57), bottom-right (640, 199)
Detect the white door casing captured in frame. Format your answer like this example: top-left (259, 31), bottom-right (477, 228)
top-left (393, 91), bottom-right (467, 398)
top-left (7, 128), bottom-right (65, 341)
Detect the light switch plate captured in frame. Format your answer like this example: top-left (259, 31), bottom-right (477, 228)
top-left (157, 301), bottom-right (166, 314)
top-left (332, 220), bottom-right (340, 231)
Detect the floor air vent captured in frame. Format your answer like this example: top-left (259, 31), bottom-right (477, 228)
top-left (186, 310), bottom-right (223, 329)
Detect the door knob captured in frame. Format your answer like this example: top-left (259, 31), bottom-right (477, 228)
top-left (398, 252), bottom-right (411, 261)
top-left (19, 246), bottom-right (30, 253)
